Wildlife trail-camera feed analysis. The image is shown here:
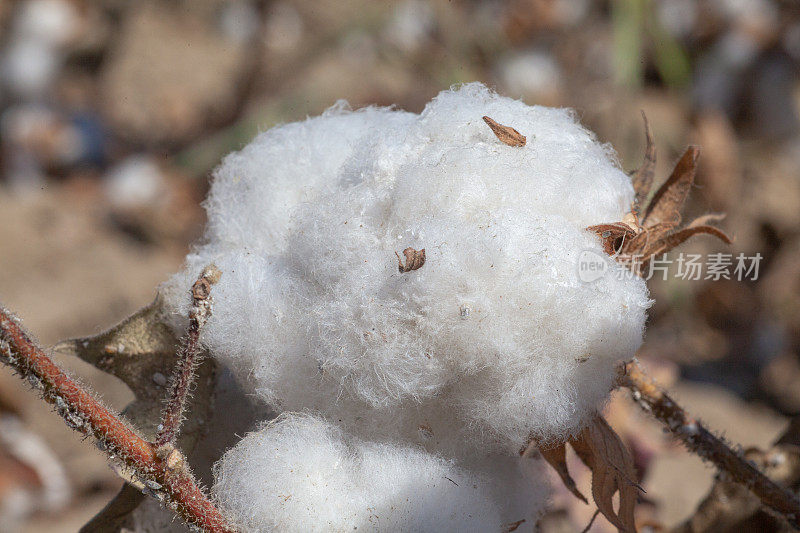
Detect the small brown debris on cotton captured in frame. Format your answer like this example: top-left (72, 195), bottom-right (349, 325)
top-left (164, 447), bottom-right (185, 472)
top-left (417, 423), bottom-right (434, 441)
top-left (503, 519), bottom-right (526, 532)
top-left (482, 116), bottom-right (526, 147)
top-left (396, 247), bottom-right (426, 272)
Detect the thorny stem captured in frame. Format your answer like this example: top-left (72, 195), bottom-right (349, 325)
top-left (619, 359), bottom-right (800, 528)
top-left (0, 299), bottom-right (234, 532)
top-left (156, 264), bottom-right (221, 448)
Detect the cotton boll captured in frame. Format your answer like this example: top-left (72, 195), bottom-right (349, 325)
top-left (212, 414), bottom-right (540, 532)
top-left (104, 156), bottom-right (166, 210)
top-left (498, 50), bottom-right (563, 104)
top-left (385, 0), bottom-right (436, 53)
top-left (163, 82), bottom-right (650, 454)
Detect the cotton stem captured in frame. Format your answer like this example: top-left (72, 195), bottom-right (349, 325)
top-left (0, 303), bottom-right (234, 533)
top-left (156, 264), bottom-right (221, 448)
top-left (619, 359), bottom-right (800, 527)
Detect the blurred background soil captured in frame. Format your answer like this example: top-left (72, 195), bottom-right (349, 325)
top-left (2, 0), bottom-right (800, 531)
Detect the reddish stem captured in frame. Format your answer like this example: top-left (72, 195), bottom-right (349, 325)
top-left (0, 307), bottom-right (235, 533)
top-left (156, 265), bottom-right (221, 448)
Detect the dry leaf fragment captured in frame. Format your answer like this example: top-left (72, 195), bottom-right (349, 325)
top-left (396, 247), bottom-right (426, 272)
top-left (632, 111), bottom-right (656, 213)
top-left (531, 415), bottom-right (640, 532)
top-left (687, 213), bottom-right (727, 228)
top-left (587, 222), bottom-right (639, 256)
top-left (588, 212), bottom-right (645, 256)
top-left (642, 225), bottom-right (732, 258)
top-left (482, 116), bottom-right (526, 147)
top-left (588, 133), bottom-right (732, 272)
top-left (643, 146), bottom-right (699, 229)
top-left (570, 416), bottom-right (640, 533)
top-left (537, 442), bottom-right (588, 504)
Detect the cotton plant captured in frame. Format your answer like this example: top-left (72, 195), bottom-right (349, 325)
top-left (3, 83), bottom-right (761, 533)
top-left (154, 83), bottom-right (650, 530)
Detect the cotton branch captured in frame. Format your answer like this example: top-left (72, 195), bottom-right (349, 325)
top-left (619, 359), bottom-right (800, 527)
top-left (0, 287), bottom-right (234, 533)
top-left (157, 264), bottom-right (221, 447)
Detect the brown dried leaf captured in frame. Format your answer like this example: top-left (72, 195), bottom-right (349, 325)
top-left (628, 221), bottom-right (673, 251)
top-left (534, 416), bottom-right (640, 531)
top-left (590, 132), bottom-right (733, 274)
top-left (538, 442), bottom-right (588, 504)
top-left (483, 116), bottom-right (526, 147)
top-left (632, 111), bottom-right (656, 212)
top-left (587, 223), bottom-right (637, 255)
top-left (643, 146), bottom-right (699, 229)
top-left (643, 225), bottom-right (733, 258)
top-left (396, 247), bottom-right (426, 272)
top-left (571, 416), bottom-right (639, 533)
top-left (687, 213), bottom-right (727, 228)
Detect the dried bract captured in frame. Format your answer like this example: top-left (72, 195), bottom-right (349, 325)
top-left (396, 247), bottom-right (426, 272)
top-left (528, 415), bottom-right (640, 533)
top-left (589, 123), bottom-right (732, 273)
top-left (631, 112), bottom-right (656, 213)
top-left (483, 116), bottom-right (526, 147)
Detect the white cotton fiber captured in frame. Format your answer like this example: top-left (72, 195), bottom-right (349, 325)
top-left (164, 83), bottom-right (649, 451)
top-left (212, 414), bottom-right (544, 532)
top-left (202, 102), bottom-right (416, 252)
top-left (162, 83), bottom-right (651, 530)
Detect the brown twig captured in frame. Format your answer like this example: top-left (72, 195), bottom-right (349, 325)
top-left (619, 359), bottom-right (800, 528)
top-left (156, 264), bottom-right (221, 447)
top-left (0, 301), bottom-right (234, 532)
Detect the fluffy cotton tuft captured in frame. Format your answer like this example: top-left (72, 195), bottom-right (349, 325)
top-left (162, 83), bottom-right (650, 529)
top-left (212, 414), bottom-right (546, 532)
top-left (164, 83), bottom-right (649, 452)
